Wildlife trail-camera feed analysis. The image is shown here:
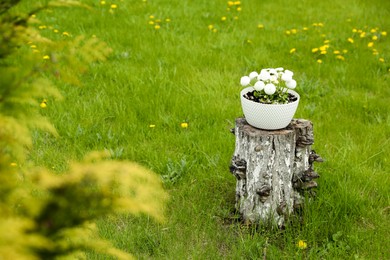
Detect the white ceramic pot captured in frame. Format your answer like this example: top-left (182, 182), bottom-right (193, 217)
top-left (240, 87), bottom-right (300, 130)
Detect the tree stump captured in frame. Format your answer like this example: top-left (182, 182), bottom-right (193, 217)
top-left (230, 118), bottom-right (322, 227)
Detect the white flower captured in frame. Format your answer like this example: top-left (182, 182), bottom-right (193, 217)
top-left (285, 79), bottom-right (297, 89)
top-left (275, 67), bottom-right (284, 71)
top-left (284, 69), bottom-right (294, 77)
top-left (254, 80), bottom-right (265, 91)
top-left (269, 68), bottom-right (277, 75)
top-left (258, 71), bottom-right (271, 81)
top-left (240, 76), bottom-right (251, 86)
top-left (249, 71), bottom-right (259, 79)
top-left (281, 72), bottom-right (293, 82)
top-left (264, 83), bottom-right (276, 95)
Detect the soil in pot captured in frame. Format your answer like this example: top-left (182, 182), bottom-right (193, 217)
top-left (243, 90), bottom-right (298, 104)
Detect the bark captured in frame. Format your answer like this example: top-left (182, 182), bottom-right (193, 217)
top-left (230, 118), bottom-right (322, 227)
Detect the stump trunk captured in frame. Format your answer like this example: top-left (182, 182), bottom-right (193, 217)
top-left (230, 118), bottom-right (322, 227)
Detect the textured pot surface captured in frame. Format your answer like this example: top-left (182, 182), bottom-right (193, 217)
top-left (240, 87), bottom-right (300, 130)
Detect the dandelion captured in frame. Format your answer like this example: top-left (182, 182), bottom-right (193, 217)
top-left (312, 47), bottom-right (319, 53)
top-left (290, 48), bottom-right (296, 54)
top-left (381, 31), bottom-right (387, 36)
top-left (342, 49), bottom-right (348, 53)
top-left (10, 162), bottom-right (17, 167)
top-left (317, 59), bottom-right (323, 64)
top-left (43, 55), bottom-right (50, 60)
top-left (379, 58), bottom-right (385, 63)
top-left (63, 31), bottom-right (70, 36)
top-left (53, 29), bottom-right (59, 33)
top-left (285, 30), bottom-right (291, 35)
top-left (40, 99), bottom-right (47, 108)
top-left (320, 50), bottom-right (327, 55)
top-left (110, 4), bottom-right (117, 9)
top-left (318, 22), bottom-right (324, 27)
top-left (149, 15), bottom-right (155, 19)
top-left (347, 37), bottom-right (354, 43)
top-left (234, 16), bottom-right (239, 20)
top-left (297, 240), bottom-right (308, 249)
top-left (367, 42), bottom-right (374, 48)
top-left (180, 122), bottom-right (189, 128)
top-left (30, 45), bottom-right (37, 49)
top-left (372, 49), bottom-right (379, 55)
top-left (336, 55), bottom-right (345, 61)
top-left (236, 7), bottom-right (242, 11)
top-left (234, 1), bottom-right (241, 5)
top-left (149, 124), bottom-right (156, 128)
top-left (38, 25), bottom-right (47, 30)
top-left (221, 16), bottom-right (227, 21)
top-left (100, 0), bottom-right (106, 5)
top-left (333, 50), bottom-right (340, 54)
top-left (257, 24), bottom-right (264, 29)
top-left (370, 28), bottom-right (377, 33)
top-left (360, 32), bottom-right (366, 38)
top-left (303, 27), bottom-right (309, 31)
top-left (165, 18), bottom-right (171, 22)
top-left (372, 35), bottom-right (378, 41)
top-left (208, 24), bottom-right (214, 30)
top-left (32, 49), bottom-right (40, 53)
top-left (213, 28), bottom-right (217, 33)
top-left (154, 24), bottom-right (160, 30)
top-left (149, 21), bottom-right (154, 25)
top-left (352, 28), bottom-right (357, 33)
top-left (291, 29), bottom-right (297, 34)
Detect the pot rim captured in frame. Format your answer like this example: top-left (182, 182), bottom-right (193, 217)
top-left (240, 87), bottom-right (300, 105)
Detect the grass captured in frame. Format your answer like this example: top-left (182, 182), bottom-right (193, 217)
top-left (25, 0), bottom-right (390, 258)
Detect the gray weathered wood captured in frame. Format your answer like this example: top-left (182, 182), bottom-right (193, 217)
top-left (230, 118), bottom-right (322, 227)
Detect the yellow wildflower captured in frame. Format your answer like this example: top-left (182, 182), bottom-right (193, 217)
top-left (228, 1), bottom-right (234, 6)
top-left (381, 31), bottom-right (387, 36)
top-left (257, 24), bottom-right (264, 29)
top-left (38, 25), bottom-right (47, 29)
top-left (40, 99), bottom-right (47, 108)
top-left (149, 21), bottom-right (154, 25)
top-left (379, 58), bottom-right (385, 63)
top-left (323, 40), bottom-right (330, 44)
top-left (360, 32), bottom-right (366, 38)
top-left (63, 31), bottom-right (70, 36)
top-left (343, 49), bottom-right (348, 53)
top-left (30, 45), bottom-right (37, 49)
top-left (32, 49), bottom-right (40, 53)
top-left (320, 50), bottom-right (327, 55)
top-left (318, 22), bottom-right (324, 27)
top-left (237, 7), bottom-right (242, 11)
top-left (290, 48), bottom-right (296, 54)
top-left (347, 37), bottom-right (354, 43)
top-left (367, 42), bottom-right (374, 48)
top-left (53, 29), bottom-right (59, 33)
top-left (285, 30), bottom-right (291, 35)
top-left (149, 15), bottom-right (155, 19)
top-left (303, 27), bottom-right (308, 31)
top-left (154, 24), bottom-right (160, 30)
top-left (110, 4), bottom-right (117, 9)
top-left (336, 55), bottom-right (345, 61)
top-left (312, 23), bottom-right (318, 26)
top-left (43, 55), bottom-right (50, 60)
top-left (221, 16), bottom-right (227, 21)
top-left (352, 28), bottom-right (357, 33)
top-left (317, 59), bottom-right (323, 64)
top-left (213, 28), bottom-right (217, 33)
top-left (234, 1), bottom-right (241, 5)
top-left (297, 240), bottom-right (308, 249)
top-left (165, 18), bottom-right (171, 22)
top-left (291, 29), bottom-right (297, 34)
top-left (333, 50), bottom-right (340, 54)
top-left (10, 162), bottom-right (17, 167)
top-left (181, 122), bottom-right (189, 128)
top-left (312, 48), bottom-right (319, 53)
top-left (372, 35), bottom-right (378, 41)
top-left (100, 0), bottom-right (106, 5)
top-left (149, 124), bottom-right (156, 128)
top-left (234, 16), bottom-right (239, 20)
top-left (208, 24), bottom-right (214, 30)
top-left (370, 28), bottom-right (377, 33)
top-left (319, 45), bottom-right (328, 51)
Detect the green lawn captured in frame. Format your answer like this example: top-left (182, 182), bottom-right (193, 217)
top-left (27, 0), bottom-right (389, 258)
